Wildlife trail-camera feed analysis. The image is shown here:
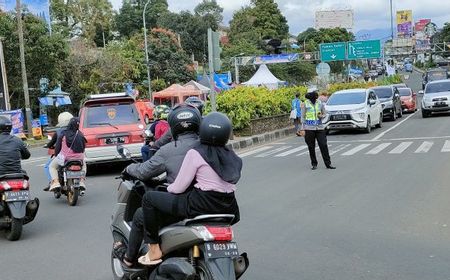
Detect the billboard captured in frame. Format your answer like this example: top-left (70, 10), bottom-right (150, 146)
top-left (254, 54), bottom-right (299, 65)
top-left (0, 0), bottom-right (51, 30)
top-left (315, 10), bottom-right (354, 29)
top-left (415, 19), bottom-right (431, 33)
top-left (396, 10), bottom-right (413, 37)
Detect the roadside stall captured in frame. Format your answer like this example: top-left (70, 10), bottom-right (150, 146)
top-left (153, 84), bottom-right (204, 107)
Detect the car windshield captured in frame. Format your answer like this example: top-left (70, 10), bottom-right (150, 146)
top-left (428, 71), bottom-right (447, 81)
top-left (425, 81), bottom-right (450, 94)
top-left (372, 88), bottom-right (393, 99)
top-left (399, 88), bottom-right (412, 96)
top-left (84, 103), bottom-right (139, 128)
top-left (327, 92), bottom-right (366, 105)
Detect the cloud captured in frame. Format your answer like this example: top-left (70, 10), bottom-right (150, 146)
top-left (109, 0), bottom-right (449, 35)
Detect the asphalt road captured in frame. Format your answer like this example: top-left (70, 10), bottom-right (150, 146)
top-left (3, 71), bottom-right (450, 280)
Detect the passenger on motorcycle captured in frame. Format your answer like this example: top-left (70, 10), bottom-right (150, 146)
top-left (139, 112), bottom-right (242, 266)
top-left (141, 105), bottom-right (170, 162)
top-left (48, 117), bottom-right (87, 192)
top-left (43, 112), bottom-right (73, 191)
top-left (0, 115), bottom-right (30, 176)
top-left (113, 104), bottom-right (202, 268)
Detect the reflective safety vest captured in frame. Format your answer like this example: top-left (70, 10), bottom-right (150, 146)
top-left (304, 99), bottom-right (322, 126)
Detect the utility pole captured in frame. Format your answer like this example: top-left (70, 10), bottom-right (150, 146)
top-left (207, 28), bottom-right (216, 112)
top-left (143, 0), bottom-right (152, 100)
top-left (234, 57), bottom-right (240, 85)
top-left (0, 38), bottom-right (10, 111)
top-left (390, 0), bottom-right (394, 40)
top-left (16, 0), bottom-right (32, 137)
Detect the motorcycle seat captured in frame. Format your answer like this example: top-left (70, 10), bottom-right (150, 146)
top-left (63, 160), bottom-right (83, 168)
top-left (0, 173), bottom-right (29, 180)
top-left (172, 214), bottom-right (235, 227)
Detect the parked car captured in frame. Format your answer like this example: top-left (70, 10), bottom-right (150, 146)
top-left (135, 99), bottom-right (154, 124)
top-left (398, 87), bottom-right (417, 113)
top-left (368, 70), bottom-right (379, 78)
top-left (421, 79), bottom-right (450, 118)
top-left (79, 93), bottom-right (145, 166)
top-left (371, 86), bottom-right (403, 121)
top-left (324, 89), bottom-right (383, 133)
top-left (422, 68), bottom-right (449, 90)
top-left (396, 62), bottom-right (404, 71)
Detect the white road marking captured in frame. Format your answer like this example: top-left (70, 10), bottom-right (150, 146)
top-left (366, 143), bottom-right (392, 155)
top-left (371, 111), bottom-right (417, 141)
top-left (415, 141), bottom-right (434, 153)
top-left (389, 142), bottom-right (413, 154)
top-left (275, 146), bottom-right (308, 157)
top-left (239, 146), bottom-right (273, 158)
top-left (329, 144), bottom-right (351, 155)
top-left (255, 146), bottom-right (291, 157)
top-left (37, 164), bottom-right (46, 167)
top-left (297, 147), bottom-right (319, 156)
top-left (341, 144), bottom-right (371, 156)
top-left (441, 140), bottom-right (450, 152)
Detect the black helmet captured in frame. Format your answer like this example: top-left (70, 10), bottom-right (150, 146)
top-left (185, 97), bottom-right (204, 115)
top-left (168, 104), bottom-right (202, 139)
top-left (0, 115), bottom-right (12, 134)
top-left (199, 112), bottom-right (232, 146)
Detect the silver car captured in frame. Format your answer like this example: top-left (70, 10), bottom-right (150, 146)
top-left (421, 79), bottom-right (450, 118)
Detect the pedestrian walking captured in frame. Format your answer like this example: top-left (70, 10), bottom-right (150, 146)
top-left (300, 87), bottom-right (335, 170)
top-left (290, 93), bottom-right (302, 136)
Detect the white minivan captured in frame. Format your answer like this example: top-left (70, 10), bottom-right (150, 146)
top-left (323, 89), bottom-right (383, 133)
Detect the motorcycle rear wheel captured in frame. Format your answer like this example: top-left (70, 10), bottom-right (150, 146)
top-left (67, 188), bottom-right (79, 206)
top-left (196, 260), bottom-right (214, 280)
top-left (6, 218), bottom-right (23, 241)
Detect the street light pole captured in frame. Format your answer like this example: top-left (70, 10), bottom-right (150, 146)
top-left (390, 0), bottom-right (394, 40)
top-left (143, 0), bottom-right (152, 100)
top-left (16, 0), bottom-right (32, 137)
top-left (234, 57), bottom-right (239, 85)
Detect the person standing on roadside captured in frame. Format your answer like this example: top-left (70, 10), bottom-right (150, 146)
top-left (291, 93), bottom-right (302, 136)
top-left (300, 87), bottom-right (335, 170)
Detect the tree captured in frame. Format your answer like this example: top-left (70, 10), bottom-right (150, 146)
top-left (269, 62), bottom-right (315, 85)
top-left (251, 0), bottom-right (289, 40)
top-left (115, 0), bottom-right (169, 38)
top-left (228, 7), bottom-right (259, 44)
top-left (194, 0), bottom-right (224, 27)
top-left (0, 14), bottom-right (69, 112)
top-left (297, 27), bottom-right (354, 52)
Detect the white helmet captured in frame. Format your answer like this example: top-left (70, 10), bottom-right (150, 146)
top-left (57, 112), bottom-right (74, 127)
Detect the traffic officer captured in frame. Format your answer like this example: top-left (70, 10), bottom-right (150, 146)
top-left (300, 87), bottom-right (335, 170)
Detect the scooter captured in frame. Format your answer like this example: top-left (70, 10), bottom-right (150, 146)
top-left (45, 146), bottom-right (85, 206)
top-left (110, 146), bottom-right (249, 280)
top-left (0, 173), bottom-right (39, 241)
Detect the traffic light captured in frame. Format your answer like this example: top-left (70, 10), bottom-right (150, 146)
top-left (209, 29), bottom-right (222, 72)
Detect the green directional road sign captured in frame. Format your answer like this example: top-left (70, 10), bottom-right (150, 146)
top-left (347, 40), bottom-right (381, 60)
top-left (319, 42), bottom-right (346, 62)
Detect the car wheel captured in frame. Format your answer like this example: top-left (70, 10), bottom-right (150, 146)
top-left (422, 109), bottom-right (430, 118)
top-left (376, 114), bottom-right (383, 128)
top-left (364, 117), bottom-right (371, 133)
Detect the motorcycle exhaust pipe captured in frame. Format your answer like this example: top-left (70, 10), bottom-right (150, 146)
top-left (234, 252), bottom-right (249, 279)
top-left (24, 198), bottom-right (40, 225)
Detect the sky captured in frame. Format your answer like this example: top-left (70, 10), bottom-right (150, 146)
top-left (109, 0), bottom-right (450, 36)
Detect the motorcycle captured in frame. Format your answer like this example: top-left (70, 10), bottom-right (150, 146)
top-left (45, 145), bottom-right (85, 206)
top-left (110, 146), bottom-right (249, 280)
top-left (0, 173), bottom-right (39, 241)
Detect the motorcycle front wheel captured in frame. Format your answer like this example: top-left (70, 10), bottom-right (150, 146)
top-left (6, 217), bottom-right (23, 241)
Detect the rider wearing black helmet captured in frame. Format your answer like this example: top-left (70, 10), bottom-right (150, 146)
top-left (152, 99), bottom-right (204, 150)
top-left (114, 104), bottom-right (202, 268)
top-left (0, 115), bottom-right (30, 176)
top-left (138, 112), bottom-right (242, 266)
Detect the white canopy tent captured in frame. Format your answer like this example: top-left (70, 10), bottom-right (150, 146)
top-left (242, 64), bottom-right (284, 89)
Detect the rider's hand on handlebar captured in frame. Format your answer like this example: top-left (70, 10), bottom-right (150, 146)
top-left (121, 168), bottom-right (133, 181)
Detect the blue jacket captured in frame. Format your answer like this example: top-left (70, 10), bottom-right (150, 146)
top-left (291, 98), bottom-right (301, 118)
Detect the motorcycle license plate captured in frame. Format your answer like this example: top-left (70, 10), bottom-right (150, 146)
top-left (204, 242), bottom-right (239, 259)
top-left (66, 171), bottom-right (85, 179)
top-left (4, 190), bottom-right (29, 202)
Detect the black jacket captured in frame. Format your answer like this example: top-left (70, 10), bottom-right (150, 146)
top-left (0, 133), bottom-right (30, 175)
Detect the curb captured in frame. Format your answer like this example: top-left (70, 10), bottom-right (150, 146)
top-left (227, 127), bottom-right (295, 151)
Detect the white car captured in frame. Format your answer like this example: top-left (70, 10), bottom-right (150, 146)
top-left (324, 89), bottom-right (383, 133)
top-left (421, 79), bottom-right (450, 118)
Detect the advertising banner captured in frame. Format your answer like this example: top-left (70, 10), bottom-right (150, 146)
top-left (254, 54), bottom-right (299, 65)
top-left (0, 110), bottom-right (25, 138)
top-left (415, 19), bottom-right (431, 33)
top-left (1, 0), bottom-right (51, 31)
top-left (397, 10), bottom-right (413, 37)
